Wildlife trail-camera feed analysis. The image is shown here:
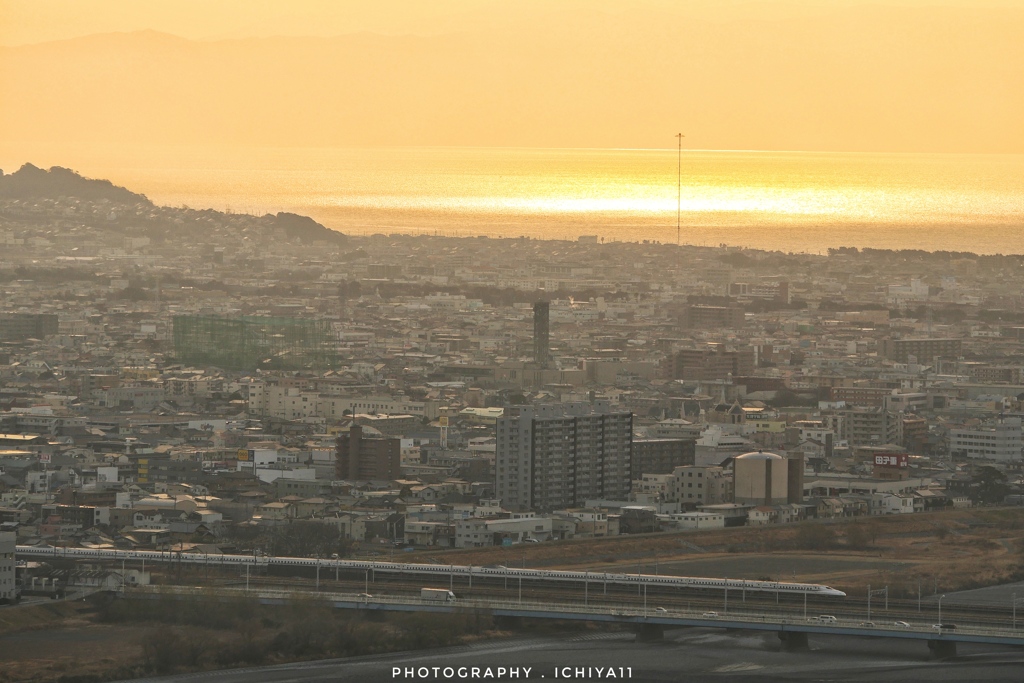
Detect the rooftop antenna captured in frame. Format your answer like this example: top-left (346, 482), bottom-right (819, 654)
top-left (676, 132), bottom-right (685, 245)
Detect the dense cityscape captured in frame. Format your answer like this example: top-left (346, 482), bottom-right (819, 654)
top-left (2, 165), bottom-right (1024, 683)
top-left (2, 165), bottom-right (1024, 604)
top-left (4, 0), bottom-right (1024, 679)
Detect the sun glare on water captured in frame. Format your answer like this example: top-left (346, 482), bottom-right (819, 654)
top-left (3, 144), bottom-right (1022, 252)
top-left (321, 188), bottom-right (846, 217)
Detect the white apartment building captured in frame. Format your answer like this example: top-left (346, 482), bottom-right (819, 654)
top-left (669, 466), bottom-right (731, 506)
top-left (870, 492), bottom-right (922, 515)
top-left (247, 381), bottom-right (436, 420)
top-left (454, 515), bottom-right (555, 548)
top-left (663, 511), bottom-right (726, 529)
top-left (496, 402), bottom-right (632, 512)
top-left (794, 421), bottom-right (836, 445)
top-left (949, 418), bottom-right (1023, 461)
top-left (631, 466), bottom-right (731, 506)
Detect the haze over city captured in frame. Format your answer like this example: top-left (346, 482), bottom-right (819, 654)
top-left (2, 2), bottom-right (1024, 683)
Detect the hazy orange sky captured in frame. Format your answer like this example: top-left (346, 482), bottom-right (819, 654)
top-left (2, 0), bottom-right (1023, 153)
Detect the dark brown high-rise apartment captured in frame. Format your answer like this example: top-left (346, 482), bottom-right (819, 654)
top-left (335, 425), bottom-right (401, 481)
top-left (0, 313), bottom-right (58, 341)
top-left (630, 438), bottom-right (695, 477)
top-left (881, 338), bottom-right (962, 364)
top-left (667, 343), bottom-right (754, 381)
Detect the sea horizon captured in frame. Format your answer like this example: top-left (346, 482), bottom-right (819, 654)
top-left (3, 143), bottom-right (1023, 255)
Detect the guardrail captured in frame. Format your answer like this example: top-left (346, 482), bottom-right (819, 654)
top-left (126, 585), bottom-right (1024, 642)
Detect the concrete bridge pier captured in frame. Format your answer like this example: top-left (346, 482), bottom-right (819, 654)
top-left (777, 631), bottom-right (809, 651)
top-left (635, 624), bottom-right (664, 642)
top-left (927, 640), bottom-right (957, 659)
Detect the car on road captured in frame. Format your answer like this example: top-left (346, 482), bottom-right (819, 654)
top-left (932, 623), bottom-right (957, 631)
top-left (893, 621), bottom-right (911, 628)
top-left (859, 622), bottom-right (876, 628)
top-left (702, 611), bottom-right (719, 618)
top-left (654, 607), bottom-right (668, 613)
top-left (817, 615), bottom-right (838, 623)
top-left (357, 593), bottom-right (373, 600)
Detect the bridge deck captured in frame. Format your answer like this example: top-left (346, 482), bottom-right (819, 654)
top-left (127, 586), bottom-right (1024, 647)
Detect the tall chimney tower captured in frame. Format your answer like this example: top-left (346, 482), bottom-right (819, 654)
top-left (533, 301), bottom-right (550, 368)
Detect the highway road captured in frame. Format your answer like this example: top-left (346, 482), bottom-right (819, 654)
top-left (215, 572), bottom-right (1024, 632)
top-left (113, 628), bottom-right (1024, 683)
top-left (29, 545), bottom-right (1024, 629)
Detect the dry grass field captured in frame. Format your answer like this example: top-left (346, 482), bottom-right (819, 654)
top-left (414, 506), bottom-right (1024, 597)
top-left (2, 506), bottom-right (1022, 682)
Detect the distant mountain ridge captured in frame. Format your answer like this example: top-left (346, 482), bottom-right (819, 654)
top-left (3, 4), bottom-right (1023, 153)
top-left (0, 163), bottom-right (346, 245)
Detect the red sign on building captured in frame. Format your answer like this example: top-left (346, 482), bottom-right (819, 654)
top-left (874, 453), bottom-right (908, 468)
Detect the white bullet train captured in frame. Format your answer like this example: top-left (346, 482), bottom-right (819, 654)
top-left (16, 545), bottom-right (846, 597)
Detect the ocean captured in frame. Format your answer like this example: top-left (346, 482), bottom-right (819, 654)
top-left (4, 145), bottom-right (1023, 254)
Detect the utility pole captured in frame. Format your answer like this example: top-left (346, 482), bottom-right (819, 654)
top-left (1012, 593), bottom-right (1024, 629)
top-left (676, 133), bottom-right (685, 245)
top-left (519, 552), bottom-right (525, 605)
top-left (868, 585), bottom-right (887, 622)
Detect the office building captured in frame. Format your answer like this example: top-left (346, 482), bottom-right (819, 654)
top-left (679, 305), bottom-right (745, 330)
top-left (533, 301), bottom-right (550, 368)
top-left (0, 532), bottom-right (14, 601)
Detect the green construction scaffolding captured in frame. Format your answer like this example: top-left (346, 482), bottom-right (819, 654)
top-left (172, 315), bottom-right (337, 371)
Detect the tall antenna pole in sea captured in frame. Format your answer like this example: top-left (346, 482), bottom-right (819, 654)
top-left (675, 132), bottom-right (685, 245)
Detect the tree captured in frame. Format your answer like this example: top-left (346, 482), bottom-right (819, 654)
top-left (268, 521), bottom-right (352, 558)
top-left (972, 466), bottom-right (1010, 505)
top-left (768, 389), bottom-right (817, 408)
